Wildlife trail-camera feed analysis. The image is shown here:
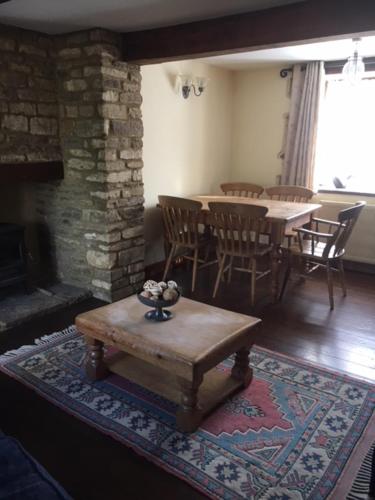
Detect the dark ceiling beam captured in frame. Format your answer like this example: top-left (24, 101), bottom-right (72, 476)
top-left (122, 0), bottom-right (375, 64)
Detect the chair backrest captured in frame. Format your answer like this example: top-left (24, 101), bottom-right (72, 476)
top-left (325, 201), bottom-right (366, 258)
top-left (220, 182), bottom-right (264, 198)
top-left (208, 202), bottom-right (268, 256)
top-left (265, 185), bottom-right (314, 202)
top-left (158, 195), bottom-right (202, 247)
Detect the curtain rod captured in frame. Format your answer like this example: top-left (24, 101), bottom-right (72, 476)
top-left (280, 66), bottom-right (305, 78)
top-left (280, 57), bottom-right (375, 77)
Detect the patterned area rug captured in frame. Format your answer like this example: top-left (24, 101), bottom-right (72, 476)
top-left (1, 327), bottom-right (374, 500)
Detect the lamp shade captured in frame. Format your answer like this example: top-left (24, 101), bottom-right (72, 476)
top-left (195, 76), bottom-right (208, 91)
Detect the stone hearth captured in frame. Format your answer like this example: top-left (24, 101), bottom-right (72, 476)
top-left (0, 283), bottom-right (91, 332)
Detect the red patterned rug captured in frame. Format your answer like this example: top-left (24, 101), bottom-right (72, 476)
top-left (1, 327), bottom-right (374, 499)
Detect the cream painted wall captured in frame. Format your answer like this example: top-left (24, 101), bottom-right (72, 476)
top-left (142, 61), bottom-right (233, 265)
top-left (230, 66), bottom-right (375, 264)
top-left (142, 61), bottom-right (374, 266)
top-left (231, 66), bottom-right (290, 186)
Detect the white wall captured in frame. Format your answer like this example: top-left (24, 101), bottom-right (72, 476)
top-left (142, 61), bottom-right (233, 265)
top-left (231, 66), bottom-right (290, 186)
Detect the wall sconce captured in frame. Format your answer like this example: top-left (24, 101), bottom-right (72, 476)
top-left (175, 74), bottom-right (208, 99)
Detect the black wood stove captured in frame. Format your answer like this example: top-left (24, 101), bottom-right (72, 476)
top-left (0, 223), bottom-right (28, 291)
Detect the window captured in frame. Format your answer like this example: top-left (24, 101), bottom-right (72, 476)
top-left (314, 73), bottom-right (375, 194)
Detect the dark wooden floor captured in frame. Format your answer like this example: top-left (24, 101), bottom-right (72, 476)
top-left (0, 263), bottom-right (374, 499)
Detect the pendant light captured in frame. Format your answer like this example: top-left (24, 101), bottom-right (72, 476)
top-left (342, 38), bottom-right (365, 85)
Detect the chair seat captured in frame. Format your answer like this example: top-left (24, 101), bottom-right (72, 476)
top-left (260, 227), bottom-right (295, 241)
top-left (289, 240), bottom-right (344, 260)
top-left (219, 241), bottom-right (272, 257)
top-left (172, 231), bottom-right (211, 248)
top-left (285, 229), bottom-right (296, 237)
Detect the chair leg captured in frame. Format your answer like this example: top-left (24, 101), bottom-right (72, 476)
top-left (215, 249), bottom-right (225, 282)
top-left (338, 259), bottom-right (347, 297)
top-left (298, 255), bottom-right (306, 282)
top-left (191, 248), bottom-right (199, 292)
top-left (227, 256), bottom-right (234, 283)
top-left (163, 240), bottom-right (171, 260)
top-left (250, 258), bottom-right (257, 307)
top-left (326, 263), bottom-right (334, 310)
top-left (203, 243), bottom-right (210, 263)
top-left (280, 252), bottom-right (292, 301)
top-left (162, 244), bottom-right (176, 282)
top-left (213, 254), bottom-right (226, 298)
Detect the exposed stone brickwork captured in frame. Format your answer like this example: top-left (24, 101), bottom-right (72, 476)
top-left (0, 25), bottom-right (61, 163)
top-left (0, 25), bottom-right (145, 302)
top-left (36, 29), bottom-right (145, 301)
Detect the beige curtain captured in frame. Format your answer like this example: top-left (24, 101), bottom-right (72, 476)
top-left (281, 61), bottom-right (325, 189)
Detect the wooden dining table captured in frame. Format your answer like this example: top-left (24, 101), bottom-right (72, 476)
top-left (188, 195), bottom-right (322, 302)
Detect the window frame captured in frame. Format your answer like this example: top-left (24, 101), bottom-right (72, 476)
top-left (315, 71), bottom-right (375, 196)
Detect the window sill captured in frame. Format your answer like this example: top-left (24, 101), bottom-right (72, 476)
top-left (318, 188), bottom-right (375, 198)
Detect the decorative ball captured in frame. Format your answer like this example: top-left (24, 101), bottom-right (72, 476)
top-left (167, 280), bottom-right (178, 289)
top-left (149, 285), bottom-right (163, 297)
top-left (158, 281), bottom-right (168, 290)
top-left (140, 290), bottom-right (152, 298)
top-left (143, 280), bottom-right (158, 291)
top-left (163, 288), bottom-right (178, 301)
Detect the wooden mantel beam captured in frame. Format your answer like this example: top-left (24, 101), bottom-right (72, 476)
top-left (122, 0), bottom-right (375, 64)
top-left (0, 161), bottom-right (64, 183)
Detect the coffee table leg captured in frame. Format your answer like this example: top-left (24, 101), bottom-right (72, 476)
top-left (85, 337), bottom-right (109, 381)
top-left (176, 375), bottom-right (203, 433)
top-left (231, 347), bottom-right (252, 387)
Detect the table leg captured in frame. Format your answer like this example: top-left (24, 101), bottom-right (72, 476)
top-left (231, 347), bottom-right (252, 387)
top-left (176, 374), bottom-right (203, 433)
top-left (271, 243), bottom-right (283, 303)
top-left (85, 337), bottom-right (109, 381)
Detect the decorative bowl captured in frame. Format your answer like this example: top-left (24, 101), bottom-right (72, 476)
top-left (137, 289), bottom-right (180, 321)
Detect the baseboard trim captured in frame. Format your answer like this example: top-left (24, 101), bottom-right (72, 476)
top-left (343, 260), bottom-right (375, 275)
top-left (144, 260), bottom-right (165, 279)
top-left (145, 258), bottom-right (375, 279)
top-left (145, 257), bottom-right (185, 280)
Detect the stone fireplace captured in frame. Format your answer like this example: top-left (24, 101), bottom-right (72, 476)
top-left (0, 25), bottom-right (145, 303)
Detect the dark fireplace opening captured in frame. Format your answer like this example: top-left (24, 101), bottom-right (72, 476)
top-left (0, 223), bottom-right (28, 293)
top-left (0, 184), bottom-right (90, 332)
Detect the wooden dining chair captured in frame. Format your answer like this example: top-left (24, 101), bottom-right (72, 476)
top-left (208, 202), bottom-right (272, 306)
top-left (265, 185), bottom-right (314, 202)
top-left (158, 195), bottom-right (214, 292)
top-left (280, 201), bottom-right (366, 309)
top-left (264, 185), bottom-right (315, 246)
top-left (220, 182), bottom-right (264, 198)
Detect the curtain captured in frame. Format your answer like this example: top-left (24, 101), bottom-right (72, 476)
top-left (281, 61), bottom-right (325, 189)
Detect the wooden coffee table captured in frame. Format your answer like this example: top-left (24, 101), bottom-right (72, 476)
top-left (75, 295), bottom-right (261, 432)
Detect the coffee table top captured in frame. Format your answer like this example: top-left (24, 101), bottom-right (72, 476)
top-left (76, 295), bottom-right (260, 366)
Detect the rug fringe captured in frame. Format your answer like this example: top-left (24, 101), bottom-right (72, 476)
top-left (0, 325), bottom-right (77, 363)
top-left (35, 325), bottom-right (77, 345)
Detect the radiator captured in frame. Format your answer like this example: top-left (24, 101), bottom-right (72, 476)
top-left (316, 200), bottom-right (375, 265)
